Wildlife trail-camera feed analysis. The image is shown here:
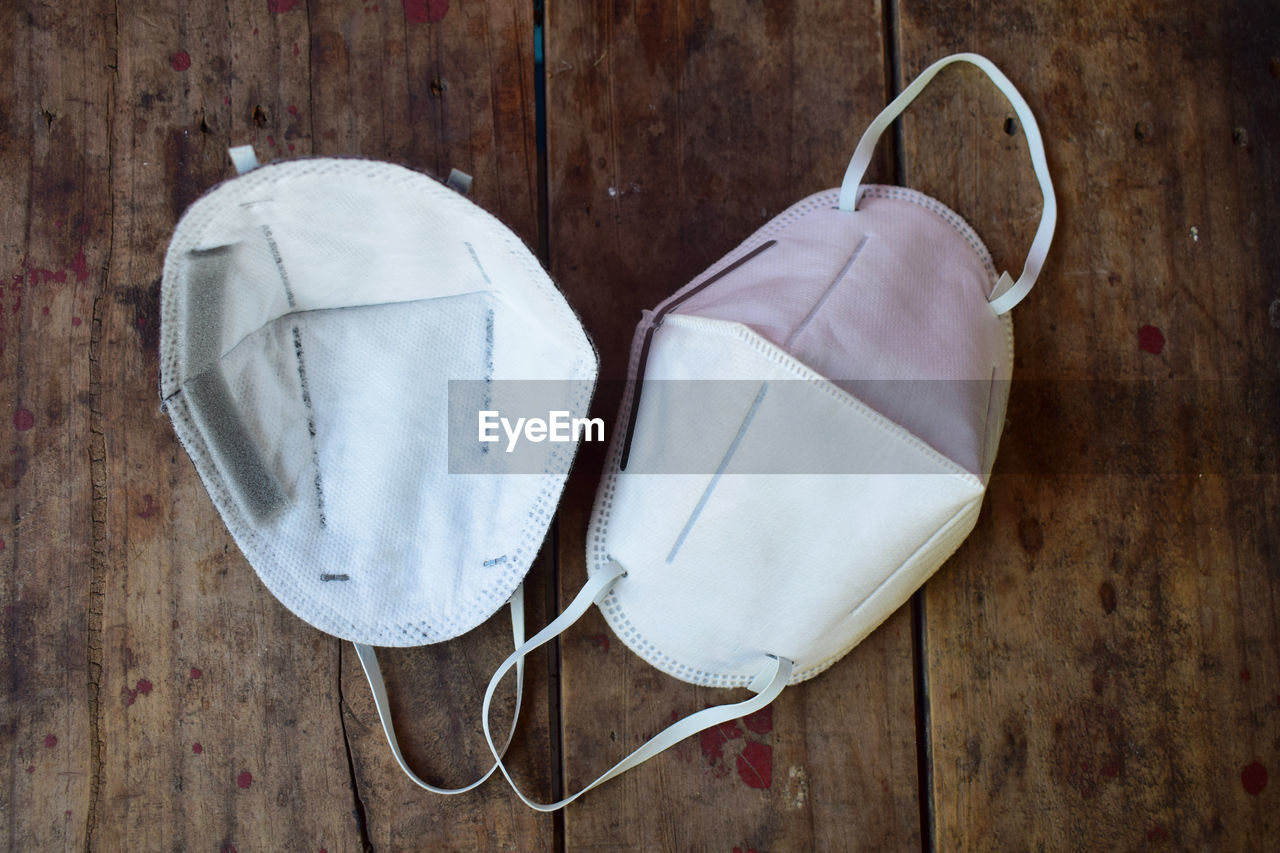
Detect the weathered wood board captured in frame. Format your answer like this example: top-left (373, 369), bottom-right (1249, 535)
top-left (4, 1), bottom-right (550, 850)
top-left (895, 0), bottom-right (1280, 848)
top-left (544, 1), bottom-right (924, 849)
top-left (1, 4), bottom-right (112, 850)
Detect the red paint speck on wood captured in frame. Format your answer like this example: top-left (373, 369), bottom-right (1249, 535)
top-left (237, 770), bottom-right (253, 789)
top-left (32, 268), bottom-right (66, 284)
top-left (590, 633), bottom-right (610, 652)
top-left (192, 742), bottom-right (203, 754)
top-left (1241, 761), bottom-right (1268, 795)
top-left (72, 316), bottom-right (82, 326)
top-left (1146, 826), bottom-right (1169, 841)
top-left (25, 765), bottom-right (34, 774)
top-left (402, 0), bottom-right (448, 23)
top-left (699, 722), bottom-right (743, 764)
top-left (267, 0), bottom-right (299, 11)
top-left (1138, 324), bottom-right (1165, 354)
top-left (171, 50), bottom-right (191, 71)
top-left (736, 741), bottom-right (772, 789)
top-left (742, 705), bottom-right (772, 734)
top-left (1240, 669), bottom-right (1251, 681)
top-left (124, 678), bottom-right (154, 705)
top-left (71, 247), bottom-right (89, 281)
top-left (190, 667), bottom-right (202, 679)
top-left (13, 409), bottom-right (34, 431)
top-left (136, 494), bottom-right (158, 519)
top-left (44, 734), bottom-right (57, 749)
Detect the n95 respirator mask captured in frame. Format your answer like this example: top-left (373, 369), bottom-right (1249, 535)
top-left (161, 151), bottom-right (597, 793)
top-left (480, 52), bottom-right (1057, 810)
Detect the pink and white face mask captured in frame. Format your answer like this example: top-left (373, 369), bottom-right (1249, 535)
top-left (482, 52), bottom-right (1057, 810)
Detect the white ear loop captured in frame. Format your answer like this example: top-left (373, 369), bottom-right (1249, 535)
top-left (354, 586), bottom-right (526, 795)
top-left (837, 53), bottom-right (1057, 314)
top-left (479, 561), bottom-right (793, 811)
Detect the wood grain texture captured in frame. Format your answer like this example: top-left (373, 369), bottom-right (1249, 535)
top-left (895, 0), bottom-right (1280, 848)
top-left (0, 3), bottom-right (112, 850)
top-left (6, 0), bottom-right (1279, 848)
top-left (544, 1), bottom-right (923, 849)
top-left (92, 3), bottom-right (360, 850)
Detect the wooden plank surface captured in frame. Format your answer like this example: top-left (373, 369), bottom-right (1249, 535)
top-left (895, 0), bottom-right (1280, 848)
top-left (1, 4), bottom-right (112, 850)
top-left (93, 3), bottom-right (361, 851)
top-left (3, 0), bottom-right (1279, 849)
top-left (544, 1), bottom-right (925, 850)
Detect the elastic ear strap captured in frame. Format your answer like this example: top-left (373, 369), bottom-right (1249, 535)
top-left (482, 562), bottom-right (793, 812)
top-left (354, 586), bottom-right (527, 795)
top-left (228, 145), bottom-right (259, 174)
top-left (837, 53), bottom-right (1057, 314)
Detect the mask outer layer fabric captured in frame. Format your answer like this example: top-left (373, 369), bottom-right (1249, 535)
top-left (162, 152), bottom-right (597, 793)
top-left (481, 52), bottom-right (1056, 810)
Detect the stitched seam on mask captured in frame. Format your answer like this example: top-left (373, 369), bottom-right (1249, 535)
top-left (290, 326), bottom-right (326, 527)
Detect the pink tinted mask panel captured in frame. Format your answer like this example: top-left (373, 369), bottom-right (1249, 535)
top-left (667, 187), bottom-right (1012, 477)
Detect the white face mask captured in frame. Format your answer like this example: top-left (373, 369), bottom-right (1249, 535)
top-left (481, 52), bottom-right (1056, 809)
top-left (161, 150), bottom-right (597, 793)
